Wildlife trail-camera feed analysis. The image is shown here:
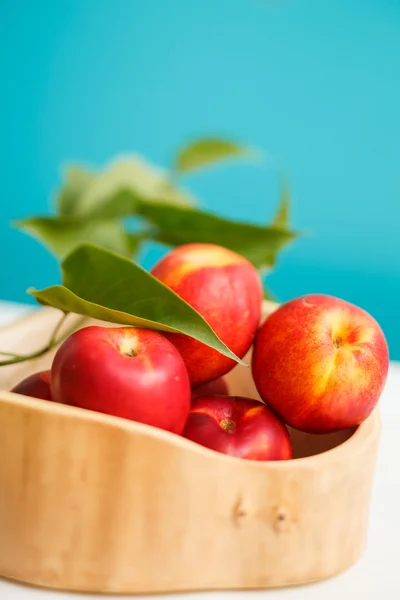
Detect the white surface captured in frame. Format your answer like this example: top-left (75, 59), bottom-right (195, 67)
top-left (0, 305), bottom-right (398, 600)
top-left (0, 301), bottom-right (34, 326)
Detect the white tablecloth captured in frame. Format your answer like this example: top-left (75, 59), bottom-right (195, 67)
top-left (0, 304), bottom-right (398, 599)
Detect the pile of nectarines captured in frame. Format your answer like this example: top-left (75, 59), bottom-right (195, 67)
top-left (11, 243), bottom-right (389, 462)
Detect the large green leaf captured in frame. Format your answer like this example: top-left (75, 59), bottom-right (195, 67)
top-left (174, 137), bottom-right (254, 173)
top-left (57, 165), bottom-right (96, 216)
top-left (137, 202), bottom-right (296, 269)
top-left (29, 244), bottom-right (244, 364)
top-left (67, 156), bottom-right (195, 219)
top-left (15, 216), bottom-right (139, 259)
top-left (17, 166), bottom-right (295, 268)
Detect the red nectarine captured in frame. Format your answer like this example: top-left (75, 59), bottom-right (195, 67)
top-left (11, 370), bottom-right (53, 402)
top-left (151, 243), bottom-right (262, 386)
top-left (183, 395), bottom-right (292, 460)
top-left (192, 377), bottom-right (229, 399)
top-left (51, 326), bottom-right (191, 434)
top-left (252, 294), bottom-right (389, 433)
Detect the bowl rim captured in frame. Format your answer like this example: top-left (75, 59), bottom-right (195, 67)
top-left (0, 389), bottom-right (380, 471)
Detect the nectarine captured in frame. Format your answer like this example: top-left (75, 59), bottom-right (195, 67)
top-left (51, 326), bottom-right (191, 434)
top-left (192, 377), bottom-right (229, 399)
top-left (252, 294), bottom-right (389, 433)
top-left (11, 370), bottom-right (53, 402)
top-left (183, 395), bottom-right (292, 460)
top-left (151, 243), bottom-right (262, 386)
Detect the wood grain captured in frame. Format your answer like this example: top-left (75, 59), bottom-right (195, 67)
top-left (0, 303), bottom-right (380, 593)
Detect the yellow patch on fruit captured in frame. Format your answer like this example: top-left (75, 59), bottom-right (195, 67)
top-left (312, 345), bottom-right (372, 398)
top-left (244, 405), bottom-right (265, 418)
top-left (311, 355), bottom-right (337, 398)
top-left (191, 407), bottom-right (214, 416)
top-left (160, 245), bottom-right (245, 287)
top-left (119, 336), bottom-right (138, 358)
top-left (322, 309), bottom-right (376, 347)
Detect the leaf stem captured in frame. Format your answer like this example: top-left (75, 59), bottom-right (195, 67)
top-left (0, 312), bottom-right (86, 368)
top-left (48, 311), bottom-right (68, 346)
top-left (0, 350), bottom-right (30, 359)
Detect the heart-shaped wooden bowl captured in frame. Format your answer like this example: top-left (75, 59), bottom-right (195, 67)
top-left (0, 303), bottom-right (380, 594)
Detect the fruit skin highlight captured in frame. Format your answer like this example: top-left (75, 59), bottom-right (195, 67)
top-left (11, 370), bottom-right (53, 401)
top-left (51, 326), bottom-right (191, 434)
top-left (151, 243), bottom-right (262, 386)
top-left (182, 395), bottom-right (292, 461)
top-left (252, 294), bottom-right (389, 434)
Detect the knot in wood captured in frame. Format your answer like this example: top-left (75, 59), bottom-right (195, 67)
top-left (274, 508), bottom-right (291, 533)
top-left (232, 495), bottom-right (247, 527)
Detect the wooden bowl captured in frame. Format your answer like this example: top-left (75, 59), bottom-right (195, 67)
top-left (0, 303), bottom-right (380, 594)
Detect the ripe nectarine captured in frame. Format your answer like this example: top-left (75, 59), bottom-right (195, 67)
top-left (183, 395), bottom-right (292, 460)
top-left (252, 294), bottom-right (389, 433)
top-left (51, 326), bottom-right (191, 434)
top-left (192, 377), bottom-right (229, 399)
top-left (151, 243), bottom-right (262, 386)
top-left (11, 370), bottom-right (53, 402)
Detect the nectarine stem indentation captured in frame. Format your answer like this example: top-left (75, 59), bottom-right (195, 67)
top-left (333, 335), bottom-right (343, 349)
top-left (122, 349), bottom-right (137, 357)
top-left (220, 418), bottom-right (236, 432)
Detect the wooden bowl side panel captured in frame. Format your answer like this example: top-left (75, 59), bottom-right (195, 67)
top-left (0, 395), bottom-right (380, 594)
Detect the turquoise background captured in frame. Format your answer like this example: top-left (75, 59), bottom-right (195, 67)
top-left (1, 0), bottom-right (399, 357)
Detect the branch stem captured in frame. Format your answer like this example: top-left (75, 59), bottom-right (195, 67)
top-left (0, 312), bottom-right (86, 367)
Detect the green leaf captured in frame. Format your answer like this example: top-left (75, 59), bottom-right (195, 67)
top-left (174, 137), bottom-right (255, 174)
top-left (272, 179), bottom-right (290, 228)
top-left (67, 156), bottom-right (195, 219)
top-left (57, 165), bottom-right (96, 216)
top-left (15, 217), bottom-right (138, 259)
top-left (29, 244), bottom-right (244, 364)
top-left (137, 202), bottom-right (296, 269)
